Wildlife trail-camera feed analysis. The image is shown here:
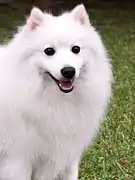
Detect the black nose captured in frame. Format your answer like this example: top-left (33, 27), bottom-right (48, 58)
top-left (61, 66), bottom-right (76, 79)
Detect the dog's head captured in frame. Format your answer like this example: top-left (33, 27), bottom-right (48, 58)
top-left (20, 4), bottom-right (104, 93)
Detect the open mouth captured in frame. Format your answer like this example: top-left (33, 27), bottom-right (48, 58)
top-left (47, 73), bottom-right (74, 93)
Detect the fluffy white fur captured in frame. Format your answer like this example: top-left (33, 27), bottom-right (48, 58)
top-left (0, 4), bottom-right (112, 180)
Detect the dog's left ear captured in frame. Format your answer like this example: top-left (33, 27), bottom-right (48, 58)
top-left (27, 7), bottom-right (45, 30)
top-left (71, 4), bottom-right (90, 26)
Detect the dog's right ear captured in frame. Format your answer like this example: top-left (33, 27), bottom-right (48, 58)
top-left (71, 4), bottom-right (90, 27)
top-left (27, 7), bottom-right (45, 30)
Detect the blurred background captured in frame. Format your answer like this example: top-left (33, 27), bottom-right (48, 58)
top-left (0, 0), bottom-right (135, 13)
top-left (0, 0), bottom-right (135, 179)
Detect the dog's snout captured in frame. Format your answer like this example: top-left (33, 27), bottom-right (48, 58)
top-left (61, 66), bottom-right (76, 79)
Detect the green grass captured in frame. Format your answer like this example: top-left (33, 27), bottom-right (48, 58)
top-left (0, 7), bottom-right (135, 180)
top-left (79, 9), bottom-right (135, 180)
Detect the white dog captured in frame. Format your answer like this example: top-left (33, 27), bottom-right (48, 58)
top-left (0, 4), bottom-right (112, 180)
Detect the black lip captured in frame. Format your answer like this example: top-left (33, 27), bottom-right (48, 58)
top-left (47, 72), bottom-right (74, 93)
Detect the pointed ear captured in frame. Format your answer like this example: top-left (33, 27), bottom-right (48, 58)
top-left (27, 7), bottom-right (45, 30)
top-left (71, 4), bottom-right (90, 26)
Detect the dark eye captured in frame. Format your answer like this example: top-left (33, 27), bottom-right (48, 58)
top-left (71, 46), bottom-right (80, 54)
top-left (44, 47), bottom-right (55, 56)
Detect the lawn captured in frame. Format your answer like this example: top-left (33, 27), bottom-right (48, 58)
top-left (0, 6), bottom-right (135, 180)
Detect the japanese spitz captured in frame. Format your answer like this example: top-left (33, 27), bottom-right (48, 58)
top-left (0, 4), bottom-right (112, 180)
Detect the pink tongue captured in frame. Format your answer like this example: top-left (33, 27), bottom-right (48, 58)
top-left (60, 81), bottom-right (72, 88)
